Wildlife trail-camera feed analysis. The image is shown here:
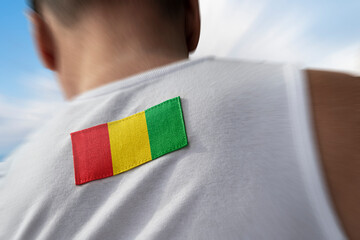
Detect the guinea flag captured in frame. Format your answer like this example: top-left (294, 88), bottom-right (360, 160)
top-left (71, 96), bottom-right (188, 185)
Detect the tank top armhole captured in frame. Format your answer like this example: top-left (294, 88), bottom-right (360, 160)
top-left (283, 65), bottom-right (346, 240)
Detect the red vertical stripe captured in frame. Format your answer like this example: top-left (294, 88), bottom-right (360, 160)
top-left (71, 123), bottom-right (113, 185)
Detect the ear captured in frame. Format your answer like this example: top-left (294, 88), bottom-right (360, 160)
top-left (27, 11), bottom-right (57, 71)
top-left (185, 0), bottom-right (200, 53)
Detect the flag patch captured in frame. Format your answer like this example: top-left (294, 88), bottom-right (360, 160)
top-left (71, 96), bottom-right (188, 185)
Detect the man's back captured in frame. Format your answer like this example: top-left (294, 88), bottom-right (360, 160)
top-left (0, 57), bottom-right (345, 239)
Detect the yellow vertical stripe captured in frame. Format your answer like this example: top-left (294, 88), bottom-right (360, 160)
top-left (108, 111), bottom-right (152, 175)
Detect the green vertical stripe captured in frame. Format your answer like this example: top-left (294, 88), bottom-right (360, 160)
top-left (145, 96), bottom-right (188, 159)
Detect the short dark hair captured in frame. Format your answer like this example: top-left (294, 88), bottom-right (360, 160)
top-left (29, 0), bottom-right (184, 26)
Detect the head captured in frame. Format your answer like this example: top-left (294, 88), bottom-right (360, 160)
top-left (28, 0), bottom-right (200, 97)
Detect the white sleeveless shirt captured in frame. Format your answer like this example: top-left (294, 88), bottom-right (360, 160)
top-left (0, 57), bottom-right (346, 239)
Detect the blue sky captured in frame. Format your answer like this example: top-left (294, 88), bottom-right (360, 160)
top-left (0, 1), bottom-right (45, 100)
top-left (0, 0), bottom-right (63, 164)
top-left (0, 0), bottom-right (360, 163)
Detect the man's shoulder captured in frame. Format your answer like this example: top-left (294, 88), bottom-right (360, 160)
top-left (305, 69), bottom-right (360, 240)
top-left (201, 57), bottom-right (286, 71)
top-left (185, 57), bottom-right (288, 88)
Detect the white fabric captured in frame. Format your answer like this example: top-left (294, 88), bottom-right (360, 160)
top-left (0, 57), bottom-right (345, 240)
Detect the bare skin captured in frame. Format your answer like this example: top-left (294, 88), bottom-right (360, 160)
top-left (306, 70), bottom-right (360, 240)
top-left (29, 0), bottom-right (358, 238)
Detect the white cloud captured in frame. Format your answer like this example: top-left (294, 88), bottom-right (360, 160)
top-left (194, 0), bottom-right (360, 74)
top-left (230, 13), bottom-right (311, 63)
top-left (310, 44), bottom-right (360, 74)
top-left (0, 73), bottom-right (64, 159)
top-left (195, 0), bottom-right (267, 57)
